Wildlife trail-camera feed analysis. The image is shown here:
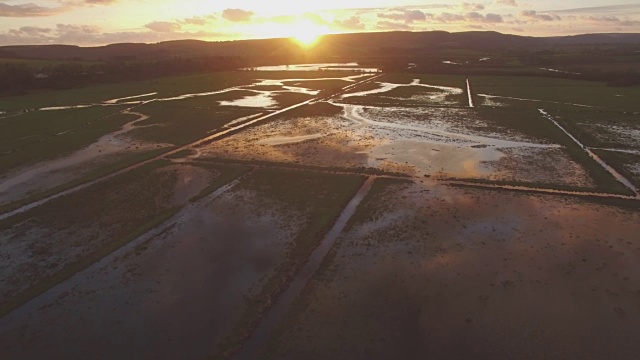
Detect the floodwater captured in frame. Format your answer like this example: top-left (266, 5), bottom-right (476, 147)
top-left (219, 92), bottom-right (279, 108)
top-left (235, 177), bottom-right (374, 359)
top-left (104, 92), bottom-right (158, 104)
top-left (269, 181), bottom-right (640, 360)
top-left (257, 134), bottom-right (324, 145)
top-left (478, 94), bottom-right (594, 108)
top-left (244, 63), bottom-right (379, 72)
top-left (340, 78), bottom-right (463, 100)
top-left (540, 109), bottom-right (639, 196)
top-left (0, 110), bottom-right (171, 205)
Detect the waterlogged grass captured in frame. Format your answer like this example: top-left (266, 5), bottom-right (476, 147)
top-left (0, 70), bottom-right (353, 113)
top-left (0, 106), bottom-right (133, 174)
top-left (381, 73), bottom-right (467, 88)
top-left (593, 150), bottom-right (640, 189)
top-left (188, 163), bottom-right (253, 202)
top-left (472, 75), bottom-right (640, 112)
top-left (549, 109), bottom-right (640, 150)
top-left (272, 92), bottom-right (314, 108)
top-left (283, 79), bottom-right (351, 91)
top-left (129, 102), bottom-right (260, 145)
top-left (279, 101), bottom-right (343, 118)
top-left (0, 160), bottom-right (248, 318)
top-left (344, 178), bottom-right (414, 232)
top-left (194, 157), bottom-right (410, 178)
top-left (214, 168), bottom-right (365, 358)
top-left (0, 148), bottom-right (170, 214)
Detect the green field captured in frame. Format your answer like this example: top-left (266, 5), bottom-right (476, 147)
top-left (473, 75), bottom-right (640, 112)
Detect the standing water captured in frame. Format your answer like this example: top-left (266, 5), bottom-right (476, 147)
top-left (232, 177), bottom-right (375, 359)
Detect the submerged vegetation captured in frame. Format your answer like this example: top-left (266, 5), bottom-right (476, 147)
top-left (1, 54), bottom-right (639, 359)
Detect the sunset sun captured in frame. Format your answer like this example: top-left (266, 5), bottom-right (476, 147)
top-left (288, 20), bottom-right (328, 46)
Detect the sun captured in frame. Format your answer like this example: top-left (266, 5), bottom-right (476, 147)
top-left (290, 20), bottom-right (327, 47)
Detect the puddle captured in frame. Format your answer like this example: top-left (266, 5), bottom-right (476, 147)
top-left (256, 134), bottom-right (324, 146)
top-left (219, 92), bottom-right (278, 108)
top-left (340, 104), bottom-right (556, 149)
top-left (340, 79), bottom-right (463, 100)
top-left (160, 165), bottom-right (212, 205)
top-left (368, 140), bottom-right (503, 177)
top-left (104, 93), bottom-right (158, 104)
top-left (39, 105), bottom-right (95, 111)
top-left (540, 68), bottom-right (581, 75)
top-left (0, 109), bottom-right (171, 205)
top-left (479, 94), bottom-right (594, 108)
top-left (243, 63), bottom-right (379, 72)
top-left (234, 177), bottom-right (375, 359)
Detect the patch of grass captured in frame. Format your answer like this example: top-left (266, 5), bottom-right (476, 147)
top-left (0, 148), bottom-right (171, 214)
top-left (213, 169), bottom-right (365, 358)
top-left (382, 73), bottom-right (467, 88)
top-left (0, 159), bottom-right (249, 319)
top-left (272, 92), bottom-right (314, 108)
top-left (444, 177), bottom-right (616, 195)
top-left (344, 178), bottom-right (414, 232)
top-left (472, 108), bottom-right (634, 195)
top-left (279, 101), bottom-right (343, 118)
top-left (192, 157), bottom-right (410, 178)
top-left (447, 182), bottom-right (640, 210)
top-left (0, 160), bottom-right (175, 315)
top-left (472, 75), bottom-right (640, 112)
top-left (550, 109), bottom-right (640, 150)
top-left (283, 79), bottom-right (350, 91)
top-left (189, 163), bottom-right (253, 202)
top-left (0, 206), bottom-right (179, 320)
top-left (129, 102), bottom-right (260, 145)
top-left (592, 150), bottom-right (640, 189)
top-left (0, 106), bottom-right (132, 173)
top-left (164, 149), bottom-right (196, 159)
top-left (0, 70), bottom-right (354, 113)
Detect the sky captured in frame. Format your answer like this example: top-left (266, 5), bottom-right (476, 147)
top-left (0, 0), bottom-right (639, 46)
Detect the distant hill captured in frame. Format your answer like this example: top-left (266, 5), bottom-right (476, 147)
top-left (1, 31), bottom-right (638, 62)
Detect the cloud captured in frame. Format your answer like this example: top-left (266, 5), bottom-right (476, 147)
top-left (180, 15), bottom-right (216, 26)
top-left (0, 22), bottom-right (228, 46)
top-left (550, 4), bottom-right (640, 15)
top-left (520, 10), bottom-right (561, 22)
top-left (0, 2), bottom-right (66, 17)
top-left (378, 9), bottom-right (427, 24)
top-left (462, 3), bottom-right (485, 12)
top-left (581, 16), bottom-right (640, 27)
top-left (333, 16), bottom-right (366, 30)
top-left (434, 12), bottom-right (466, 23)
top-left (496, 0), bottom-right (518, 6)
top-left (466, 12), bottom-right (504, 23)
top-left (145, 21), bottom-right (182, 33)
top-left (222, 8), bottom-right (254, 22)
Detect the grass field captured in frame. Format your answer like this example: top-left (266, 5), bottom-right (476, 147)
top-left (0, 160), bottom-right (250, 318)
top-left (0, 71), bottom-right (364, 113)
top-left (472, 75), bottom-right (640, 112)
top-left (215, 168), bottom-right (365, 357)
top-left (0, 106), bottom-right (133, 173)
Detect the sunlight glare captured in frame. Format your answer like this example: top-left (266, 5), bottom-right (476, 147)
top-left (290, 20), bottom-right (327, 47)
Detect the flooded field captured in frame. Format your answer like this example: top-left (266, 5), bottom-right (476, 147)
top-left (0, 70), bottom-right (639, 359)
top-left (267, 180), bottom-right (640, 360)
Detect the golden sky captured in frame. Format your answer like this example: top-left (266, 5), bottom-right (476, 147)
top-left (0, 1), bottom-right (639, 45)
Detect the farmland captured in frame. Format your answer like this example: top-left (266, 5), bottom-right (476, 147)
top-left (0, 67), bottom-right (639, 359)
